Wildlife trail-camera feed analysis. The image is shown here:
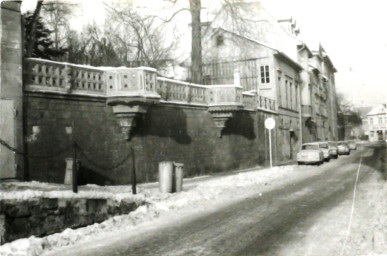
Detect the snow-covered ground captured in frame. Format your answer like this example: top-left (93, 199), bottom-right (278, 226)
top-left (0, 164), bottom-right (321, 256)
top-left (1, 151), bottom-right (385, 256)
top-left (273, 171), bottom-right (387, 256)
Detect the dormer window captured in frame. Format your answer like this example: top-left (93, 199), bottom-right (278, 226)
top-left (216, 35), bottom-right (224, 46)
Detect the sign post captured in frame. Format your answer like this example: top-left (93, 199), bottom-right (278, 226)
top-left (264, 117), bottom-right (276, 168)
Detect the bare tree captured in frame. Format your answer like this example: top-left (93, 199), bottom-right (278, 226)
top-left (140, 0), bottom-right (253, 83)
top-left (105, 2), bottom-right (175, 70)
top-left (65, 23), bottom-right (121, 67)
top-left (41, 0), bottom-right (74, 51)
top-left (336, 93), bottom-right (362, 139)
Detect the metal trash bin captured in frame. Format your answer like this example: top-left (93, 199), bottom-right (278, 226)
top-left (173, 162), bottom-right (184, 192)
top-left (159, 161), bottom-right (173, 193)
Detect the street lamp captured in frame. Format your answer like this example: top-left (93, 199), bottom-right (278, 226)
top-left (385, 88), bottom-right (387, 142)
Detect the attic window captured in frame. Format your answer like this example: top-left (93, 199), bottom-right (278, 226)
top-left (216, 35), bottom-right (224, 46)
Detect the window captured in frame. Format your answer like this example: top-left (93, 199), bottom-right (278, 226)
top-left (260, 65), bottom-right (270, 83)
top-left (379, 117), bottom-right (383, 124)
top-left (302, 144), bottom-right (319, 150)
top-left (278, 76), bottom-right (282, 106)
top-left (289, 82), bottom-right (293, 109)
top-left (216, 35), bottom-right (224, 46)
top-left (285, 80), bottom-right (288, 108)
top-left (295, 84), bottom-right (299, 110)
top-left (370, 118), bottom-right (373, 125)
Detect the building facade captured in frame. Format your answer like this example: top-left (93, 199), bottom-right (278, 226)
top-left (200, 1), bottom-right (339, 161)
top-left (201, 27), bottom-right (303, 162)
top-left (366, 104), bottom-right (387, 142)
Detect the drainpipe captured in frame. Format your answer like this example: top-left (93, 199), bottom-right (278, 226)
top-left (298, 82), bottom-right (303, 145)
top-left (385, 88), bottom-right (387, 142)
top-left (20, 9), bottom-right (29, 181)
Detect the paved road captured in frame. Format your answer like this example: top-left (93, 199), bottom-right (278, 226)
top-left (49, 143), bottom-right (385, 256)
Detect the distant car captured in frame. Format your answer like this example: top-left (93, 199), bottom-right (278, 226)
top-left (318, 142), bottom-right (331, 161)
top-left (337, 141), bottom-right (350, 155)
top-left (297, 143), bottom-right (324, 165)
top-left (347, 140), bottom-right (357, 150)
top-left (327, 141), bottom-right (338, 159)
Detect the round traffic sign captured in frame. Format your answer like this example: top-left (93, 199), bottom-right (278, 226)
top-left (265, 117), bottom-right (276, 130)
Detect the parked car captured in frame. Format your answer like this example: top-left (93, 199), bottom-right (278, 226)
top-left (337, 141), bottom-right (350, 155)
top-left (318, 142), bottom-right (331, 161)
top-left (327, 141), bottom-right (338, 159)
top-left (297, 143), bottom-right (324, 165)
top-left (347, 140), bottom-right (357, 150)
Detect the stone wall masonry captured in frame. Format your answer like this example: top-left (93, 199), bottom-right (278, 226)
top-left (0, 197), bottom-right (145, 244)
top-left (24, 92), bottom-right (276, 185)
top-left (21, 58), bottom-right (286, 185)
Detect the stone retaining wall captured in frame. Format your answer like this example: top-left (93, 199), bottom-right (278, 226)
top-left (0, 197), bottom-right (145, 244)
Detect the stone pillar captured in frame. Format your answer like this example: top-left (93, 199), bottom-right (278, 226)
top-left (0, 2), bottom-right (24, 180)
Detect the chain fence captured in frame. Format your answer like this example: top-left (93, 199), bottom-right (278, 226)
top-left (77, 144), bottom-right (131, 171)
top-left (0, 137), bottom-right (131, 170)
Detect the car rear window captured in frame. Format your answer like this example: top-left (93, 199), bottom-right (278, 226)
top-left (320, 144), bottom-right (328, 148)
top-left (302, 145), bottom-right (319, 150)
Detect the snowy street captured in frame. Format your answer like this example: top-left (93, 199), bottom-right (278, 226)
top-left (38, 142), bottom-right (386, 256)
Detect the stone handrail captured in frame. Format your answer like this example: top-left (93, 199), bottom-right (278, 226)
top-left (156, 77), bottom-right (207, 105)
top-left (24, 58), bottom-right (276, 112)
top-left (242, 92), bottom-right (276, 112)
top-left (24, 58), bottom-right (106, 96)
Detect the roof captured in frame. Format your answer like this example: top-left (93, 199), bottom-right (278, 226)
top-left (323, 54), bottom-right (337, 73)
top-left (274, 52), bottom-right (303, 71)
top-left (208, 27), bottom-right (278, 52)
top-left (209, 27), bottom-right (303, 71)
top-left (209, 1), bottom-right (301, 57)
top-left (297, 43), bottom-right (313, 57)
top-left (367, 104), bottom-right (386, 116)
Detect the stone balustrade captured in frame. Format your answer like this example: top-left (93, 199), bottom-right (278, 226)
top-left (24, 58), bottom-right (276, 111)
top-left (156, 77), bottom-right (207, 105)
top-left (242, 92), bottom-right (256, 111)
top-left (24, 58), bottom-right (106, 96)
top-left (242, 91), bottom-right (276, 112)
top-left (24, 58), bottom-right (277, 138)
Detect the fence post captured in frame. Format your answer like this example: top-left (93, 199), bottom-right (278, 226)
top-left (72, 141), bottom-right (78, 193)
top-left (131, 146), bottom-right (136, 194)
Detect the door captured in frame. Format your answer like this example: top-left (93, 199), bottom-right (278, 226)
top-left (0, 99), bottom-right (16, 179)
top-left (377, 130), bottom-right (383, 141)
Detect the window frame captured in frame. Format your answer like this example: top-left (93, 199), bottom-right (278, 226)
top-left (260, 65), bottom-right (270, 84)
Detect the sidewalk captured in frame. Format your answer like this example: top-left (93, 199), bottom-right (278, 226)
top-left (0, 160), bottom-right (297, 194)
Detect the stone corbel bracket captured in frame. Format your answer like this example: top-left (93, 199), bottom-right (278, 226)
top-left (207, 85), bottom-right (243, 137)
top-left (106, 67), bottom-right (161, 140)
